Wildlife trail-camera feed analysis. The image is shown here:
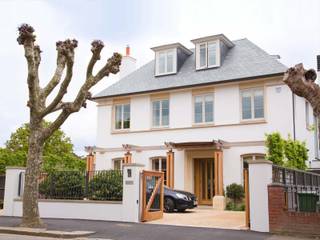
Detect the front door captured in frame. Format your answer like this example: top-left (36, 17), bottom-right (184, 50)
top-left (194, 158), bottom-right (215, 205)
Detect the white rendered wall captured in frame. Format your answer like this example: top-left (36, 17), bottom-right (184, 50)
top-left (4, 165), bottom-right (143, 223)
top-left (248, 160), bottom-right (273, 232)
top-left (95, 81), bottom-right (316, 190)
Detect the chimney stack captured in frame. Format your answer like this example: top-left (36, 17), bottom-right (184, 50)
top-left (126, 45), bottom-right (130, 56)
top-left (118, 45), bottom-right (136, 79)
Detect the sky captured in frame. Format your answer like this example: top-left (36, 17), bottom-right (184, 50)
top-left (0, 0), bottom-right (319, 156)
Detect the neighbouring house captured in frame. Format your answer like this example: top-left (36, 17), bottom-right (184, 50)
top-left (87, 34), bottom-right (320, 209)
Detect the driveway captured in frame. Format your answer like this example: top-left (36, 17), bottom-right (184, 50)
top-left (148, 208), bottom-right (246, 229)
top-left (0, 217), bottom-right (310, 240)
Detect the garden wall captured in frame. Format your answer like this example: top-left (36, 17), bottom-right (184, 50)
top-left (3, 164), bottom-right (144, 222)
top-left (268, 184), bottom-right (320, 237)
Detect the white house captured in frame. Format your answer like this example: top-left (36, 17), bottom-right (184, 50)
top-left (88, 34), bottom-right (319, 209)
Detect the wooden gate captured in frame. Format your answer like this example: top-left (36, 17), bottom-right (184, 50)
top-left (244, 168), bottom-right (250, 228)
top-left (141, 170), bottom-right (164, 222)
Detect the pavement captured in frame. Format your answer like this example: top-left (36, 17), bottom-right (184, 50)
top-left (0, 216), bottom-right (315, 240)
top-left (148, 208), bottom-right (246, 229)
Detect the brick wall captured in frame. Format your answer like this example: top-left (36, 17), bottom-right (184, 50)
top-left (268, 184), bottom-right (320, 236)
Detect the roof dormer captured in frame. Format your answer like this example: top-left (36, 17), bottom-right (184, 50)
top-left (191, 34), bottom-right (234, 70)
top-left (151, 43), bottom-right (192, 77)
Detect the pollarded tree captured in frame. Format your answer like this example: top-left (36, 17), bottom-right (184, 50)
top-left (283, 64), bottom-right (319, 122)
top-left (17, 24), bottom-right (122, 227)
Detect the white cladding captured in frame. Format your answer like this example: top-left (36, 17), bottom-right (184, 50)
top-left (95, 82), bottom-right (317, 189)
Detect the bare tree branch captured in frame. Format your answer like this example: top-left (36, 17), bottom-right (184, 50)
top-left (42, 51), bottom-right (122, 139)
top-left (17, 24), bottom-right (40, 109)
top-left (283, 63), bottom-right (320, 116)
top-left (86, 40), bottom-right (104, 79)
top-left (41, 40), bottom-right (78, 117)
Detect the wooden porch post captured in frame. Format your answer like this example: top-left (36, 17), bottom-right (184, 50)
top-left (124, 151), bottom-right (132, 164)
top-left (166, 150), bottom-right (175, 188)
top-left (86, 154), bottom-right (95, 172)
top-left (214, 151), bottom-right (223, 196)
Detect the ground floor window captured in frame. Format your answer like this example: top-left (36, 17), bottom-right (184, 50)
top-left (113, 158), bottom-right (123, 170)
top-left (151, 157), bottom-right (167, 185)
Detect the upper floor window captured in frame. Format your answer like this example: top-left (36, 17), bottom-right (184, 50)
top-left (241, 88), bottom-right (264, 120)
top-left (156, 49), bottom-right (176, 75)
top-left (115, 103), bottom-right (130, 129)
top-left (196, 41), bottom-right (219, 70)
top-left (194, 94), bottom-right (214, 124)
top-left (152, 99), bottom-right (169, 127)
top-left (151, 157), bottom-right (167, 185)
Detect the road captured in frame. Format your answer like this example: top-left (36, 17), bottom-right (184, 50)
top-left (0, 217), bottom-right (310, 240)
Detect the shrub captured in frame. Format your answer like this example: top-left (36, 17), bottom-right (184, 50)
top-left (39, 171), bottom-right (84, 199)
top-left (226, 183), bottom-right (244, 204)
top-left (226, 201), bottom-right (245, 211)
top-left (265, 132), bottom-right (285, 165)
top-left (265, 132), bottom-right (308, 170)
top-left (88, 170), bottom-right (123, 201)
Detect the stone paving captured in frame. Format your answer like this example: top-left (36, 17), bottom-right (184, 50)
top-left (147, 208), bottom-right (246, 230)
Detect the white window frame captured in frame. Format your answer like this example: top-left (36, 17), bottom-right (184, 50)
top-left (155, 48), bottom-right (177, 76)
top-left (114, 103), bottom-right (130, 130)
top-left (151, 99), bottom-right (170, 128)
top-left (193, 93), bottom-right (214, 124)
top-left (150, 156), bottom-right (167, 185)
top-left (196, 40), bottom-right (220, 70)
top-left (240, 87), bottom-right (265, 121)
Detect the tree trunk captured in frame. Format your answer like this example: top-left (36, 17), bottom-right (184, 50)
top-left (20, 125), bottom-right (45, 228)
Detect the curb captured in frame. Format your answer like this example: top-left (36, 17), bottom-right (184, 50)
top-left (0, 226), bottom-right (95, 239)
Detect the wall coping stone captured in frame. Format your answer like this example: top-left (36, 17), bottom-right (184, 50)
top-left (14, 198), bottom-right (122, 204)
top-left (247, 160), bottom-right (273, 165)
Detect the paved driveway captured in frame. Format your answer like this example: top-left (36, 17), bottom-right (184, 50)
top-left (148, 208), bottom-right (246, 229)
top-left (0, 217), bottom-right (309, 240)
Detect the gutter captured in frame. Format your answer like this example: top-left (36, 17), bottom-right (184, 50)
top-left (91, 72), bottom-right (285, 101)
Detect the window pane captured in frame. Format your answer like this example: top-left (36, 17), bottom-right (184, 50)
top-left (205, 95), bottom-right (214, 122)
top-left (199, 44), bottom-right (206, 67)
top-left (161, 158), bottom-right (167, 185)
top-left (254, 90), bottom-right (264, 118)
top-left (152, 101), bottom-right (160, 126)
top-left (167, 51), bottom-right (173, 72)
top-left (208, 42), bottom-right (217, 66)
top-left (242, 91), bottom-right (252, 119)
top-left (114, 159), bottom-right (121, 170)
top-left (123, 104), bottom-right (130, 129)
top-left (159, 53), bottom-right (166, 74)
top-left (195, 96), bottom-right (203, 123)
top-left (115, 105), bottom-right (122, 129)
top-left (161, 100), bottom-right (169, 126)
top-left (152, 159), bottom-right (160, 171)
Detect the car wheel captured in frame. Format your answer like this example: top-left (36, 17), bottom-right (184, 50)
top-left (164, 197), bottom-right (175, 213)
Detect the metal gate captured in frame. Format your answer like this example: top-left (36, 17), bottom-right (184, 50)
top-left (0, 175), bottom-right (5, 204)
top-left (141, 170), bottom-right (164, 222)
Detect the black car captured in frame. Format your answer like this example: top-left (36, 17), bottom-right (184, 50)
top-left (163, 186), bottom-right (198, 212)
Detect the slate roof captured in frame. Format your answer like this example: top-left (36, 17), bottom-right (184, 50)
top-left (94, 38), bottom-right (287, 99)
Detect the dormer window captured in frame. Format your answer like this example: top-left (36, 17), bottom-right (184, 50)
top-left (197, 40), bottom-right (219, 70)
top-left (151, 43), bottom-right (192, 77)
top-left (191, 34), bottom-right (234, 71)
top-left (158, 49), bottom-right (175, 75)
top-left (155, 49), bottom-right (177, 76)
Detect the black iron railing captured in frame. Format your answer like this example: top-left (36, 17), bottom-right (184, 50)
top-left (38, 170), bottom-right (123, 201)
top-left (272, 165), bottom-right (320, 212)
